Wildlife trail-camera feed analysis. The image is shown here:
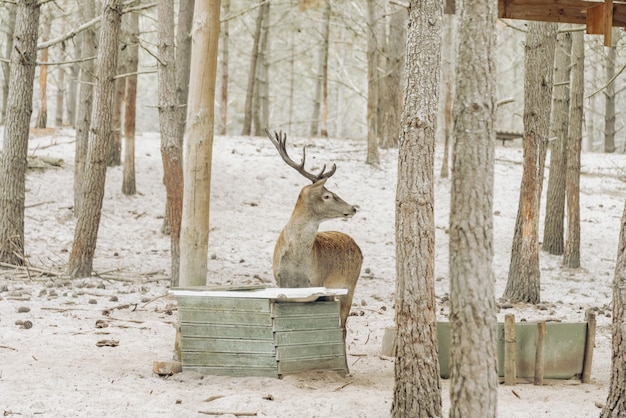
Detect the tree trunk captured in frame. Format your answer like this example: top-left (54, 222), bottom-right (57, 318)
top-left (74, 0), bottom-right (98, 216)
top-left (108, 36), bottom-right (126, 167)
top-left (439, 14), bottom-right (456, 178)
top-left (36, 10), bottom-right (51, 129)
top-left (542, 28), bottom-right (572, 256)
top-left (241, 0), bottom-right (263, 136)
top-left (176, 0), bottom-right (195, 142)
top-left (563, 31), bottom-right (583, 269)
top-left (69, 0), bottom-right (123, 278)
top-left (365, 0), bottom-right (380, 165)
top-left (1, 4), bottom-right (16, 124)
top-left (252, 0), bottom-right (270, 137)
top-left (0, 0), bottom-right (40, 265)
top-left (122, 0), bottom-right (139, 196)
top-left (55, 6), bottom-right (67, 127)
top-left (158, 0), bottom-right (184, 287)
top-left (179, 0), bottom-right (221, 287)
top-left (503, 22), bottom-right (557, 304)
top-left (600, 202), bottom-right (626, 417)
top-left (448, 0), bottom-right (497, 416)
top-left (67, 44), bottom-right (79, 128)
top-left (380, 2), bottom-right (407, 149)
top-left (310, 0), bottom-right (330, 137)
top-left (604, 44), bottom-right (616, 153)
top-left (218, 0), bottom-right (229, 135)
top-left (391, 1), bottom-right (442, 416)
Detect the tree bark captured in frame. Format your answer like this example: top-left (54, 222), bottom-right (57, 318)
top-left (310, 0), bottom-right (330, 137)
top-left (241, 0), bottom-right (263, 136)
top-left (380, 2), bottom-right (407, 149)
top-left (74, 0), bottom-right (98, 216)
top-left (179, 0), bottom-right (221, 287)
top-left (252, 0), bottom-right (270, 137)
top-left (365, 0), bottom-right (380, 164)
top-left (218, 0), bottom-right (229, 135)
top-left (439, 14), bottom-right (456, 178)
top-left (448, 0), bottom-right (498, 416)
top-left (0, 0), bottom-right (40, 265)
top-left (391, 0), bottom-right (442, 416)
top-left (503, 22), bottom-right (557, 304)
top-left (563, 31), bottom-right (583, 269)
top-left (1, 4), bottom-right (16, 124)
top-left (600, 202), bottom-right (626, 417)
top-left (69, 0), bottom-right (123, 278)
top-left (158, 0), bottom-right (184, 287)
top-left (122, 1), bottom-right (139, 196)
top-left (604, 45), bottom-right (616, 153)
top-left (542, 28), bottom-right (572, 256)
top-left (108, 33), bottom-right (127, 167)
top-left (36, 10), bottom-right (51, 129)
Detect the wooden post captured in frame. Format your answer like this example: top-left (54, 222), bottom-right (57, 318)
top-left (582, 310), bottom-right (597, 383)
top-left (504, 314), bottom-right (516, 385)
top-left (534, 321), bottom-right (546, 385)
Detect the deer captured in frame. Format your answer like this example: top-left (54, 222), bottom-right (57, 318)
top-left (265, 129), bottom-right (363, 361)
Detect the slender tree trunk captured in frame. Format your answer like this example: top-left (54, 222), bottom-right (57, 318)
top-left (69, 0), bottom-right (123, 278)
top-left (252, 1), bottom-right (270, 136)
top-left (36, 11), bottom-right (51, 129)
top-left (158, 0), bottom-right (184, 287)
top-left (55, 6), bottom-right (67, 127)
top-left (448, 0), bottom-right (498, 416)
top-left (503, 22), bottom-right (557, 304)
top-left (218, 0), bottom-right (229, 135)
top-left (1, 4), bottom-right (17, 124)
top-left (391, 0), bottom-right (442, 416)
top-left (179, 0), bottom-right (221, 287)
top-left (0, 0), bottom-right (40, 265)
top-left (439, 13), bottom-right (455, 178)
top-left (542, 28), bottom-right (572, 255)
top-left (122, 2), bottom-right (139, 196)
top-left (604, 44), bottom-right (616, 153)
top-left (600, 201), bottom-right (626, 417)
top-left (74, 0), bottom-right (98, 216)
top-left (67, 44), bottom-right (79, 128)
top-left (380, 2), bottom-right (407, 149)
top-left (365, 0), bottom-right (380, 164)
top-left (310, 0), bottom-right (330, 137)
top-left (108, 35), bottom-right (126, 167)
top-left (563, 31), bottom-right (583, 269)
top-left (241, 0), bottom-right (263, 136)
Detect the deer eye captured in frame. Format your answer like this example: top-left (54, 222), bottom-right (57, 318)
top-left (323, 194), bottom-right (331, 200)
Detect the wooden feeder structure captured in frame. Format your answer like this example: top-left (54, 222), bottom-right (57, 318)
top-left (171, 287), bottom-right (349, 378)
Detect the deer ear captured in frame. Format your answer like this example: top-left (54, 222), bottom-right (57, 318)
top-left (311, 178), bottom-right (328, 188)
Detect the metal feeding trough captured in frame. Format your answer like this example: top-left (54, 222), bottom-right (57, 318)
top-left (171, 286), bottom-right (349, 378)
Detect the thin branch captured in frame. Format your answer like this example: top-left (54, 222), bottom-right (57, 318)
top-left (114, 69), bottom-right (156, 80)
top-left (587, 61), bottom-right (626, 99)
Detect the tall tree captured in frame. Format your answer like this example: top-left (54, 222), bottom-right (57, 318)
top-left (68, 0), bottom-right (123, 278)
top-left (179, 0), bottom-right (221, 286)
top-left (0, 0), bottom-right (41, 265)
top-left (252, 0), bottom-right (270, 136)
top-left (604, 43), bottom-right (616, 153)
top-left (158, 0), bottom-right (184, 287)
top-left (74, 0), bottom-right (98, 216)
top-left (218, 0), bottom-right (229, 135)
top-left (108, 33), bottom-right (127, 167)
top-left (35, 9), bottom-right (51, 129)
top-left (391, 0), bottom-right (442, 415)
top-left (439, 13), bottom-right (456, 178)
top-left (380, 2), bottom-right (407, 149)
top-left (365, 0), bottom-right (380, 164)
top-left (562, 31), bottom-right (583, 269)
top-left (310, 0), bottom-right (331, 137)
top-left (503, 22), bottom-right (557, 304)
top-left (600, 201), bottom-right (626, 417)
top-left (241, 0), bottom-right (264, 136)
top-left (448, 0), bottom-right (497, 416)
top-left (1, 3), bottom-right (16, 124)
top-left (122, 2), bottom-right (139, 195)
top-left (542, 28), bottom-right (572, 256)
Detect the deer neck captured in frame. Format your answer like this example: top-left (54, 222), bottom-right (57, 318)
top-left (281, 207), bottom-right (321, 252)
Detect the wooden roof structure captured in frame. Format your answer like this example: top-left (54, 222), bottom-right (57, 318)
top-left (498, 0), bottom-right (626, 46)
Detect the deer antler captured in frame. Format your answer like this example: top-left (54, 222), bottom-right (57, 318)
top-left (265, 129), bottom-right (336, 183)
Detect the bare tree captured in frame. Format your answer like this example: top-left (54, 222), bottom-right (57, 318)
top-left (241, 0), bottom-right (264, 136)
top-left (562, 30), bottom-right (583, 269)
top-left (391, 0), bottom-right (442, 416)
top-left (74, 0), bottom-right (98, 216)
top-left (218, 0), bottom-right (229, 135)
top-left (600, 201), bottom-right (626, 417)
top-left (439, 13), bottom-right (456, 178)
top-left (1, 3), bottom-right (16, 124)
top-left (310, 0), bottom-right (330, 137)
top-left (503, 22), bottom-right (557, 304)
top-left (179, 0), bottom-right (221, 286)
top-left (108, 35), bottom-right (127, 166)
top-left (542, 28), bottom-right (572, 256)
top-left (365, 0), bottom-right (380, 164)
top-left (35, 9), bottom-right (51, 129)
top-left (448, 0), bottom-right (497, 415)
top-left (604, 43), bottom-right (616, 153)
top-left (69, 0), bottom-right (123, 278)
top-left (0, 0), bottom-right (40, 265)
top-left (122, 3), bottom-right (139, 196)
top-left (252, 0), bottom-right (270, 136)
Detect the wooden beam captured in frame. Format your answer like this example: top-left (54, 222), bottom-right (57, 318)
top-left (498, 0), bottom-right (626, 28)
top-left (586, 0), bottom-right (614, 45)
